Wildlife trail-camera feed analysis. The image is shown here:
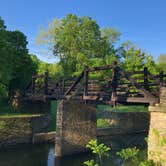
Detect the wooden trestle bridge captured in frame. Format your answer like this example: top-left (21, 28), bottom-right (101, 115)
top-left (23, 63), bottom-right (166, 106)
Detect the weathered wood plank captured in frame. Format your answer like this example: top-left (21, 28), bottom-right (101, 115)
top-left (64, 71), bottom-right (84, 96)
top-left (89, 65), bottom-right (112, 72)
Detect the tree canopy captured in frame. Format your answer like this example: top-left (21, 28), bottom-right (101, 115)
top-left (0, 17), bottom-right (37, 98)
top-left (120, 42), bottom-right (157, 74)
top-left (157, 54), bottom-right (166, 73)
top-left (36, 14), bottom-right (163, 81)
top-left (36, 14), bottom-right (121, 77)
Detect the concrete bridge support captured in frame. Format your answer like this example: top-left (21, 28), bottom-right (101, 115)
top-left (55, 100), bottom-right (97, 157)
top-left (148, 87), bottom-right (166, 165)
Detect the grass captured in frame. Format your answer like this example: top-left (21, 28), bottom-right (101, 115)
top-left (0, 100), bottom-right (41, 117)
top-left (0, 114), bottom-right (42, 118)
top-left (97, 104), bottom-right (148, 128)
top-left (97, 104), bottom-right (148, 113)
top-left (39, 102), bottom-right (148, 130)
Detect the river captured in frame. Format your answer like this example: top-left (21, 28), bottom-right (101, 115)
top-left (0, 143), bottom-right (147, 166)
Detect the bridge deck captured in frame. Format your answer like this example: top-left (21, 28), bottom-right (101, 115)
top-left (23, 65), bottom-right (165, 106)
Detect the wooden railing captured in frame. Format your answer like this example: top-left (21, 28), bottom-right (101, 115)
top-left (24, 65), bottom-right (166, 105)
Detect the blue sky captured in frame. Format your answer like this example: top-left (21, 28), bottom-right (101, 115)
top-left (0, 0), bottom-right (165, 63)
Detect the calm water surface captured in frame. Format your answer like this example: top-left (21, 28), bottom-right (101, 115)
top-left (0, 143), bottom-right (146, 166)
top-left (0, 144), bottom-right (92, 166)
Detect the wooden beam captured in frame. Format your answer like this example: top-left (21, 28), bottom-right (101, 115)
top-left (144, 67), bottom-right (149, 90)
top-left (89, 65), bottom-right (112, 72)
top-left (83, 95), bottom-right (99, 100)
top-left (116, 97), bottom-right (158, 103)
top-left (44, 71), bottom-right (48, 95)
top-left (32, 74), bottom-right (45, 79)
top-left (83, 66), bottom-right (89, 97)
top-left (64, 71), bottom-right (84, 96)
top-left (159, 71), bottom-right (164, 87)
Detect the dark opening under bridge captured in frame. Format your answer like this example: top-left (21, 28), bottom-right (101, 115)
top-left (23, 64), bottom-right (166, 106)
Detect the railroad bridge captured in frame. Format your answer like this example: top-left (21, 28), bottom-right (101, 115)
top-left (23, 63), bottom-right (165, 106)
top-left (21, 63), bottom-right (166, 157)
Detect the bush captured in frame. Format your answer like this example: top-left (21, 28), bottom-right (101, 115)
top-left (97, 119), bottom-right (109, 128)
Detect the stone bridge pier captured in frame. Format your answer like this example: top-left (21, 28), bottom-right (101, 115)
top-left (55, 100), bottom-right (97, 157)
top-left (148, 87), bottom-right (166, 164)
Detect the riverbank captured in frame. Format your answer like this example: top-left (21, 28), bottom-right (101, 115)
top-left (0, 114), bottom-right (52, 147)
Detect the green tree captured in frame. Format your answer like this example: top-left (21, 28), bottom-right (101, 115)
top-left (121, 43), bottom-right (157, 74)
top-left (158, 54), bottom-right (166, 63)
top-left (36, 14), bottom-right (121, 77)
top-left (0, 29), bottom-right (13, 96)
top-left (0, 17), bottom-right (6, 30)
top-left (53, 14), bottom-right (107, 76)
top-left (6, 31), bottom-right (37, 96)
top-left (0, 17), bottom-right (37, 98)
top-left (157, 54), bottom-right (166, 73)
top-left (101, 27), bottom-right (121, 45)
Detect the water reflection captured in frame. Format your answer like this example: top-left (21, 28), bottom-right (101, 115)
top-left (0, 143), bottom-right (146, 166)
top-left (54, 153), bottom-right (93, 166)
top-left (0, 144), bottom-right (92, 166)
top-left (0, 144), bottom-right (49, 166)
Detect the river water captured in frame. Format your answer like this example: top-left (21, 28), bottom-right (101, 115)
top-left (0, 143), bottom-right (146, 166)
top-left (0, 143), bottom-right (91, 166)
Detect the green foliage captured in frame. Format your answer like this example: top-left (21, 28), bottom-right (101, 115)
top-left (97, 118), bottom-right (110, 128)
top-left (158, 54), bottom-right (166, 64)
top-left (36, 14), bottom-right (121, 77)
top-left (0, 85), bottom-right (8, 97)
top-left (157, 54), bottom-right (166, 73)
top-left (139, 160), bottom-right (156, 166)
top-left (116, 147), bottom-right (139, 164)
top-left (0, 17), bottom-right (37, 98)
top-left (85, 139), bottom-right (110, 166)
top-left (153, 128), bottom-right (160, 138)
top-left (37, 61), bottom-right (63, 79)
top-left (84, 160), bottom-right (99, 166)
top-left (36, 14), bottom-right (163, 81)
top-left (101, 28), bottom-right (121, 45)
top-left (0, 98), bottom-right (16, 114)
top-left (96, 104), bottom-right (148, 128)
top-left (86, 140), bottom-right (110, 157)
top-left (97, 104), bottom-right (148, 113)
top-left (53, 14), bottom-right (112, 77)
top-left (84, 140), bottom-right (162, 166)
top-left (150, 128), bottom-right (166, 166)
top-left (153, 128), bottom-right (166, 147)
top-left (121, 45), bottom-right (157, 74)
top-left (30, 53), bottom-right (64, 80)
top-left (144, 137), bottom-right (148, 143)
top-left (0, 121), bottom-right (6, 130)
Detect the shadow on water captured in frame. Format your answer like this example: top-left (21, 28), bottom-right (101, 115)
top-left (54, 153), bottom-right (93, 166)
top-left (0, 143), bottom-right (92, 166)
top-left (0, 143), bottom-right (147, 166)
top-left (0, 144), bottom-right (49, 166)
